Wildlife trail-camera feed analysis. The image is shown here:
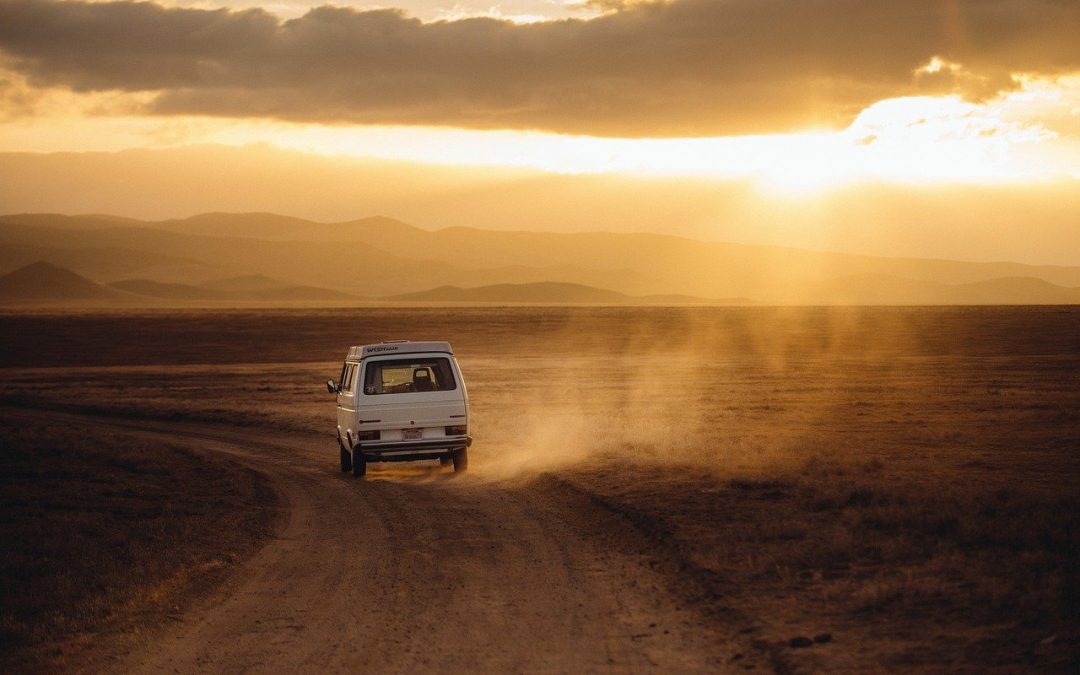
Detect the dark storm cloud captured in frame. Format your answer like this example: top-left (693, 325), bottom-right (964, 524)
top-left (0, 0), bottom-right (1077, 136)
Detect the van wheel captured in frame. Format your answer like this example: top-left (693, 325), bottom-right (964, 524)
top-left (439, 455), bottom-right (451, 467)
top-left (339, 445), bottom-right (352, 472)
top-left (452, 448), bottom-right (468, 473)
top-left (352, 449), bottom-right (367, 478)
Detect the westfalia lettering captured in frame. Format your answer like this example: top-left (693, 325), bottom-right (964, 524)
top-left (365, 346), bottom-right (399, 353)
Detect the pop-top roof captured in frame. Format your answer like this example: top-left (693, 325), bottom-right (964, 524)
top-left (348, 340), bottom-right (453, 360)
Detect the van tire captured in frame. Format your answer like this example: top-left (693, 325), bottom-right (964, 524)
top-left (439, 455), bottom-right (451, 467)
top-left (339, 445), bottom-right (352, 472)
top-left (352, 449), bottom-right (367, 478)
top-left (452, 448), bottom-right (468, 473)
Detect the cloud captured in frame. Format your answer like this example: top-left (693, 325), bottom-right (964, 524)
top-left (0, 0), bottom-right (1078, 136)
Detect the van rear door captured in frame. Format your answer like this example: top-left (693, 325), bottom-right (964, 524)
top-left (357, 354), bottom-right (467, 442)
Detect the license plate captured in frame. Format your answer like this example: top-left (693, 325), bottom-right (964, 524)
top-left (402, 428), bottom-right (423, 440)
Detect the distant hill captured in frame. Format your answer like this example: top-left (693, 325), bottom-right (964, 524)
top-left (0, 261), bottom-right (126, 302)
top-left (200, 274), bottom-right (288, 293)
top-left (0, 261), bottom-right (359, 306)
top-left (2, 212), bottom-right (1079, 305)
top-left (0, 242), bottom-right (221, 286)
top-left (199, 274), bottom-right (361, 300)
top-left (390, 283), bottom-right (740, 305)
top-left (807, 274), bottom-right (1080, 305)
top-left (244, 285), bottom-right (359, 302)
top-left (637, 294), bottom-right (754, 306)
top-left (0, 215), bottom-right (471, 297)
top-left (90, 212), bottom-right (1080, 291)
top-left (110, 279), bottom-right (226, 300)
top-left (158, 213), bottom-right (419, 244)
top-left (390, 283), bottom-right (735, 305)
top-left (110, 278), bottom-right (358, 302)
top-left (951, 277), bottom-right (1080, 305)
top-left (161, 212), bottom-right (321, 240)
top-left (390, 282), bottom-right (629, 304)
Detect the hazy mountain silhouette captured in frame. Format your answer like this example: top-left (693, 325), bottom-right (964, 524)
top-left (109, 279), bottom-right (226, 300)
top-left (157, 213), bottom-right (417, 244)
top-left (0, 261), bottom-right (127, 302)
top-left (390, 283), bottom-right (629, 304)
top-left (242, 285), bottom-right (359, 301)
top-left (2, 212), bottom-right (1079, 305)
top-left (200, 275), bottom-right (289, 293)
top-left (389, 283), bottom-right (742, 305)
top-left (133, 212), bottom-right (1080, 288)
top-left (807, 274), bottom-right (1080, 305)
top-left (0, 215), bottom-right (644, 296)
top-left (199, 274), bottom-right (360, 300)
top-left (636, 293), bottom-right (754, 306)
top-left (0, 261), bottom-right (358, 305)
top-left (950, 277), bottom-right (1080, 305)
top-left (0, 242), bottom-right (221, 284)
top-left (4, 147), bottom-right (1079, 270)
top-left (109, 278), bottom-right (358, 302)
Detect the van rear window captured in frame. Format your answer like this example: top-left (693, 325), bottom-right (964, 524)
top-left (363, 358), bottom-right (457, 395)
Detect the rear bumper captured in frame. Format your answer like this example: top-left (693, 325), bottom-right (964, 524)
top-left (354, 436), bottom-right (471, 460)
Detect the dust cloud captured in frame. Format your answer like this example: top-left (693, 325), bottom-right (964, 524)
top-left (465, 307), bottom-right (930, 480)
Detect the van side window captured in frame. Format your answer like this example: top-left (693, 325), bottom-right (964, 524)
top-left (340, 363), bottom-right (358, 395)
top-left (363, 358), bottom-right (457, 395)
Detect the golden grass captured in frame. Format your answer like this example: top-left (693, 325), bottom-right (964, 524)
top-left (0, 419), bottom-right (277, 673)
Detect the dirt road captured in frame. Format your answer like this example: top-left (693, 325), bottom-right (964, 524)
top-left (40, 413), bottom-right (757, 673)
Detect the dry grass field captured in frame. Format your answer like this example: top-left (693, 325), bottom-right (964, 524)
top-left (0, 306), bottom-right (1077, 671)
top-left (0, 416), bottom-right (277, 673)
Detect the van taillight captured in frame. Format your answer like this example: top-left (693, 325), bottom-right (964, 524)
top-left (445, 425), bottom-right (467, 436)
top-left (356, 430), bottom-right (380, 440)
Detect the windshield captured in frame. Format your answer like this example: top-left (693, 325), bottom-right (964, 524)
top-left (363, 357), bottom-right (457, 395)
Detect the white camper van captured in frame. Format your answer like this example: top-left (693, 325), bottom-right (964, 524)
top-left (327, 340), bottom-right (471, 477)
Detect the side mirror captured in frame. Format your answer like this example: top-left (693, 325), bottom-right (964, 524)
top-left (326, 379), bottom-right (337, 394)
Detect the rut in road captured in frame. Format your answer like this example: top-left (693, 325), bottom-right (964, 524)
top-left (28, 412), bottom-right (766, 673)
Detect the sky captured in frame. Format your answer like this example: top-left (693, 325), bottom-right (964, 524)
top-left (0, 0), bottom-right (1078, 263)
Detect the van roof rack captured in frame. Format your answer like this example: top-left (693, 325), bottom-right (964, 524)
top-left (347, 341), bottom-right (454, 360)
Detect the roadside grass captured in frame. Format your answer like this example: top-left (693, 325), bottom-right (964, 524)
top-left (571, 457), bottom-right (1079, 672)
top-left (788, 468), bottom-right (1076, 621)
top-left (0, 364), bottom-right (330, 435)
top-left (0, 418), bottom-right (277, 673)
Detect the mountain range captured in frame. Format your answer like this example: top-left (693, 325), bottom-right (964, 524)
top-left (0, 261), bottom-right (364, 305)
top-left (1, 212), bottom-right (1078, 306)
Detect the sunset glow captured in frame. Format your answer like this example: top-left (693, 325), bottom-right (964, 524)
top-left (3, 82), bottom-right (1077, 189)
top-left (1, 0), bottom-right (1078, 262)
